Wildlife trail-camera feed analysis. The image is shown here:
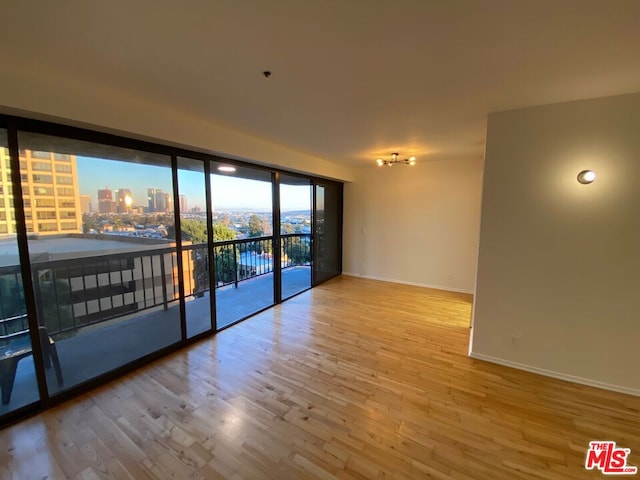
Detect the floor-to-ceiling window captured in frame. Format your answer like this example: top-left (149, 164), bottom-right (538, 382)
top-left (17, 132), bottom-right (182, 395)
top-left (280, 175), bottom-right (312, 299)
top-left (0, 115), bottom-right (343, 427)
top-left (210, 161), bottom-right (275, 328)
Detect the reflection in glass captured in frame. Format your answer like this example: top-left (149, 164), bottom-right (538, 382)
top-left (280, 175), bottom-right (312, 299)
top-left (210, 163), bottom-right (274, 328)
top-left (17, 132), bottom-right (181, 395)
top-left (0, 129), bottom-right (41, 417)
top-left (177, 157), bottom-right (212, 337)
top-left (314, 182), bottom-right (342, 285)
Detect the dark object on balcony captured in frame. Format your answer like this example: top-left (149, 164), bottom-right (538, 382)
top-left (0, 323), bottom-right (63, 405)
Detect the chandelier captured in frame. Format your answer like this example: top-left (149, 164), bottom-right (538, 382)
top-left (376, 152), bottom-right (416, 167)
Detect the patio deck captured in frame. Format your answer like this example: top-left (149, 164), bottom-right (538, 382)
top-left (0, 267), bottom-right (310, 415)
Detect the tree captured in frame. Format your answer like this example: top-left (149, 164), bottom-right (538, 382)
top-left (82, 213), bottom-right (101, 233)
top-left (248, 214), bottom-right (264, 238)
top-left (212, 223), bottom-right (238, 284)
top-left (281, 223), bottom-right (295, 234)
top-left (213, 223), bottom-right (236, 242)
top-left (284, 237), bottom-right (311, 265)
top-left (179, 219), bottom-right (238, 289)
top-left (179, 218), bottom-right (238, 244)
top-left (181, 218), bottom-right (207, 244)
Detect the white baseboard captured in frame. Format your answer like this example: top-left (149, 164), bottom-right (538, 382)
top-left (469, 352), bottom-right (640, 397)
top-left (341, 271), bottom-right (474, 295)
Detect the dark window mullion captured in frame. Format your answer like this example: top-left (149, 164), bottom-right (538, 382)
top-left (172, 154), bottom-right (187, 340)
top-left (7, 124), bottom-right (50, 404)
top-left (204, 160), bottom-right (217, 331)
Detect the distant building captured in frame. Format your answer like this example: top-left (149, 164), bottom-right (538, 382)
top-left (146, 188), bottom-right (172, 213)
top-left (0, 147), bottom-right (82, 235)
top-left (147, 188), bottom-right (157, 212)
top-left (98, 187), bottom-right (116, 213)
top-left (154, 190), bottom-right (165, 211)
top-left (115, 188), bottom-right (133, 213)
top-left (179, 194), bottom-right (187, 213)
top-left (79, 194), bottom-right (92, 214)
top-left (155, 190), bottom-right (167, 212)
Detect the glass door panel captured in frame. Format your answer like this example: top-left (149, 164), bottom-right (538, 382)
top-left (313, 181), bottom-right (342, 285)
top-left (18, 132), bottom-right (181, 395)
top-left (0, 129), bottom-right (40, 417)
top-left (280, 175), bottom-right (312, 299)
top-left (210, 162), bottom-right (273, 328)
top-left (177, 157), bottom-right (212, 338)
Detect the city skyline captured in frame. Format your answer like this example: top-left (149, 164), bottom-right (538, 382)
top-left (77, 156), bottom-right (311, 212)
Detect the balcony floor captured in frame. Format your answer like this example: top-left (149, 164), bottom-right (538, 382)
top-left (1, 266), bottom-right (310, 415)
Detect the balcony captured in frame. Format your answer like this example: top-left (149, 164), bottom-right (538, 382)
top-left (0, 234), bottom-right (311, 414)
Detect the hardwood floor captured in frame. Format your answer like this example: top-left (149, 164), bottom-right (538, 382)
top-left (1, 275), bottom-right (639, 479)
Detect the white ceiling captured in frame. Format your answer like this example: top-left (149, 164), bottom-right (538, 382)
top-left (2, 0), bottom-right (640, 167)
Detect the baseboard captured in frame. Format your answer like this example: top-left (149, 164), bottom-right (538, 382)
top-left (341, 271), bottom-right (474, 295)
top-left (469, 352), bottom-right (640, 397)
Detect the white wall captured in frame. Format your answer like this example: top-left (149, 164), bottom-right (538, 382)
top-left (0, 62), bottom-right (353, 182)
top-left (343, 158), bottom-right (483, 294)
top-left (471, 92), bottom-right (640, 395)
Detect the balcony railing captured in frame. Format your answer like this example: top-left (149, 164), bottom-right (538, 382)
top-left (0, 234), bottom-right (311, 338)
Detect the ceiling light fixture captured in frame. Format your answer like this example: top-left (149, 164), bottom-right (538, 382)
top-left (376, 153), bottom-right (416, 167)
top-left (577, 170), bottom-right (596, 184)
top-left (218, 166), bottom-right (236, 173)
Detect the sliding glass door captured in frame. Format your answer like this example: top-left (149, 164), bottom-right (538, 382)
top-left (280, 175), bottom-right (312, 299)
top-left (17, 132), bottom-right (182, 395)
top-left (177, 157), bottom-right (212, 338)
top-left (210, 161), bottom-right (274, 328)
top-left (0, 129), bottom-right (40, 416)
top-left (313, 182), bottom-right (342, 285)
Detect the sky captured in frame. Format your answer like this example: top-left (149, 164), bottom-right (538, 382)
top-left (77, 156), bottom-right (312, 212)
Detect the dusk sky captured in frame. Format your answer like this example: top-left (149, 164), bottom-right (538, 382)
top-left (77, 156), bottom-right (311, 212)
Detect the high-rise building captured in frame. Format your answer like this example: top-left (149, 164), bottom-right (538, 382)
top-left (0, 147), bottom-right (82, 235)
top-left (146, 188), bottom-right (173, 213)
top-left (97, 186), bottom-right (116, 213)
top-left (154, 190), bottom-right (166, 212)
top-left (115, 188), bottom-right (133, 213)
top-left (147, 188), bottom-right (157, 212)
top-left (179, 194), bottom-right (187, 213)
top-left (79, 194), bottom-right (91, 214)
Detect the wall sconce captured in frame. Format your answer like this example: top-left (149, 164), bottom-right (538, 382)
top-left (577, 170), bottom-right (596, 184)
top-left (376, 153), bottom-right (416, 167)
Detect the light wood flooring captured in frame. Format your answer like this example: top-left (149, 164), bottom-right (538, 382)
top-left (1, 275), bottom-right (639, 479)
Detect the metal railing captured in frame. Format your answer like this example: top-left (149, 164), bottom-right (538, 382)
top-left (282, 233), bottom-right (311, 269)
top-left (0, 314), bottom-right (29, 337)
top-left (30, 246), bottom-right (181, 336)
top-left (0, 234), bottom-right (311, 337)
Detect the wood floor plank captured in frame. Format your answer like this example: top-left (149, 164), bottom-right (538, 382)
top-left (1, 275), bottom-right (639, 479)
